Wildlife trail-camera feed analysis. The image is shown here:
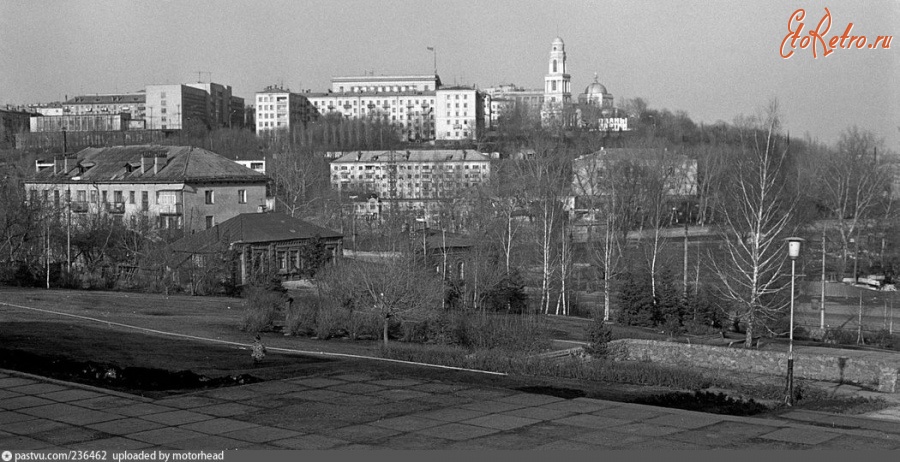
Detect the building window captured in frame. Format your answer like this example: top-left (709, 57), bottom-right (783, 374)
top-left (129, 191), bottom-right (135, 204)
top-left (205, 190), bottom-right (214, 204)
top-left (90, 190), bottom-right (98, 203)
top-left (113, 190), bottom-right (123, 203)
top-left (238, 189), bottom-right (247, 203)
top-left (205, 216), bottom-right (215, 229)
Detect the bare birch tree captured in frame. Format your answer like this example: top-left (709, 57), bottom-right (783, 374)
top-left (711, 102), bottom-right (799, 347)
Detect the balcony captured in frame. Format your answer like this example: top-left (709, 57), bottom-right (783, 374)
top-left (71, 201), bottom-right (89, 213)
top-left (105, 202), bottom-right (126, 214)
top-left (158, 203), bottom-right (183, 215)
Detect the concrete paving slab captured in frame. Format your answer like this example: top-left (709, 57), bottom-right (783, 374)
top-left (409, 383), bottom-right (469, 393)
top-left (369, 415), bottom-right (446, 432)
top-left (592, 405), bottom-right (665, 421)
top-left (201, 386), bottom-right (265, 401)
top-left (330, 393), bottom-right (389, 407)
top-left (453, 388), bottom-right (513, 400)
top-left (642, 412), bottom-right (725, 429)
top-left (18, 402), bottom-right (85, 419)
top-left (285, 377), bottom-right (347, 388)
top-left (501, 406), bottom-right (574, 421)
top-left (56, 408), bottom-right (129, 426)
top-left (142, 410), bottom-right (215, 426)
top-left (86, 418), bottom-right (165, 435)
top-left (67, 437), bottom-right (151, 450)
top-left (192, 402), bottom-right (260, 417)
top-left (759, 426), bottom-right (842, 445)
top-left (567, 429), bottom-right (651, 448)
top-left (414, 422), bottom-right (501, 441)
top-left (0, 411), bottom-right (37, 425)
top-left (0, 395), bottom-right (55, 410)
top-left (330, 424), bottom-right (403, 443)
top-left (413, 407), bottom-right (488, 422)
top-left (410, 393), bottom-right (473, 408)
top-left (220, 426), bottom-right (303, 443)
top-left (814, 434), bottom-right (900, 449)
top-left (611, 422), bottom-right (687, 437)
top-left (152, 396), bottom-right (223, 409)
top-left (552, 413), bottom-right (629, 430)
top-left (539, 399), bottom-right (609, 414)
top-left (30, 426), bottom-right (111, 445)
top-left (10, 383), bottom-right (69, 395)
top-left (1, 417), bottom-right (68, 435)
top-left (175, 434), bottom-right (256, 450)
top-left (327, 382), bottom-right (386, 394)
top-left (179, 417), bottom-right (259, 435)
top-left (235, 395), bottom-right (299, 409)
top-left (0, 435), bottom-right (56, 450)
top-left (240, 381), bottom-right (305, 395)
top-left (496, 393), bottom-right (565, 406)
top-left (286, 388), bottom-right (353, 402)
top-left (0, 389), bottom-right (22, 400)
top-left (779, 410), bottom-right (900, 434)
top-left (459, 400), bottom-right (529, 413)
top-left (0, 377), bottom-right (38, 388)
top-left (461, 414), bottom-right (540, 431)
top-left (634, 437), bottom-right (711, 449)
top-left (269, 434), bottom-right (349, 450)
top-left (37, 389), bottom-right (105, 402)
top-left (379, 432), bottom-right (453, 449)
top-left (373, 389), bottom-right (432, 401)
top-left (369, 378), bottom-right (423, 388)
top-left (329, 373), bottom-right (375, 382)
top-left (103, 402), bottom-right (173, 417)
top-left (532, 439), bottom-right (604, 450)
top-left (71, 396), bottom-right (143, 411)
top-left (127, 427), bottom-right (207, 445)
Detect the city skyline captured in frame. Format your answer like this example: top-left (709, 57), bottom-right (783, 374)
top-left (1, 0), bottom-right (896, 149)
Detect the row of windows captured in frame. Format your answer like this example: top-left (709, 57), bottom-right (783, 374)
top-left (334, 164), bottom-right (485, 171)
top-left (314, 99), bottom-right (434, 107)
top-left (30, 188), bottom-right (247, 206)
top-left (343, 85), bottom-right (431, 92)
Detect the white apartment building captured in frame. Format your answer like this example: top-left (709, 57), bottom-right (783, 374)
top-left (63, 93), bottom-right (146, 120)
top-left (329, 149), bottom-right (491, 200)
top-left (307, 91), bottom-right (437, 141)
top-left (255, 86), bottom-right (317, 133)
top-left (144, 85), bottom-right (209, 130)
top-left (434, 86), bottom-right (485, 141)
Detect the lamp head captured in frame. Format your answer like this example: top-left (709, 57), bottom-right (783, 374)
top-left (786, 237), bottom-right (804, 259)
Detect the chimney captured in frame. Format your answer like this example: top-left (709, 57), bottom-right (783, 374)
top-left (153, 155), bottom-right (159, 175)
top-left (63, 155), bottom-right (68, 174)
top-left (141, 154), bottom-right (148, 174)
top-left (53, 157), bottom-right (58, 175)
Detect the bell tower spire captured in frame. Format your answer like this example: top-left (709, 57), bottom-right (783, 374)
top-left (542, 36), bottom-right (571, 125)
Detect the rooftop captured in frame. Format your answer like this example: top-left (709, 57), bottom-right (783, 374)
top-left (330, 149), bottom-right (491, 164)
top-left (64, 94), bottom-right (145, 105)
top-left (29, 145), bottom-right (268, 184)
top-left (171, 211), bottom-right (341, 253)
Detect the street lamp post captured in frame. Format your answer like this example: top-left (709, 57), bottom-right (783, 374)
top-left (785, 237), bottom-right (804, 406)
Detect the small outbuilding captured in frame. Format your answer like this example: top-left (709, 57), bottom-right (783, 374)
top-left (171, 211), bottom-right (343, 286)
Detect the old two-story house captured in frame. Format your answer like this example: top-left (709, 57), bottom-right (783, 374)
top-left (25, 145), bottom-right (269, 234)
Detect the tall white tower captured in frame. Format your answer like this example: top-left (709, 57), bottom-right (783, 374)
top-left (542, 36), bottom-right (571, 125)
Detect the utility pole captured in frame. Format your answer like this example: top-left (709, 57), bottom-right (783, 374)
top-left (821, 225), bottom-right (826, 329)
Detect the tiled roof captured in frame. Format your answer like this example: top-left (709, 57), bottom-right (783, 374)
top-left (65, 94), bottom-right (145, 105)
top-left (171, 212), bottom-right (341, 253)
top-left (28, 145), bottom-right (268, 184)
top-left (331, 149), bottom-right (490, 163)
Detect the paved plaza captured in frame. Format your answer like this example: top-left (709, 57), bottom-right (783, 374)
top-left (2, 368), bottom-right (900, 450)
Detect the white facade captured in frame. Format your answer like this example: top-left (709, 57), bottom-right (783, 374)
top-left (144, 85), bottom-right (209, 130)
top-left (255, 87), bottom-right (317, 133)
top-left (435, 87), bottom-right (482, 141)
top-left (306, 92), bottom-right (436, 141)
top-left (542, 36), bottom-right (572, 125)
top-left (329, 150), bottom-right (491, 200)
top-left (330, 75), bottom-right (440, 93)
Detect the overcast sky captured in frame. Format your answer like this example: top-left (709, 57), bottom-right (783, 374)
top-left (1, 0), bottom-right (896, 150)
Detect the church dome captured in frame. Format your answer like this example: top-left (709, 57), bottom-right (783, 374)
top-left (551, 36), bottom-right (565, 50)
top-left (584, 75), bottom-right (608, 96)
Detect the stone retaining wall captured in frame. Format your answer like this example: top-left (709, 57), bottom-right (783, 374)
top-left (607, 339), bottom-right (900, 393)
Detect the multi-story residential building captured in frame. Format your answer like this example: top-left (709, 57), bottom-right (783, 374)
top-left (63, 93), bottom-right (146, 120)
top-left (229, 96), bottom-right (246, 128)
top-left (330, 149), bottom-right (491, 211)
top-left (29, 113), bottom-right (130, 132)
top-left (434, 86), bottom-right (485, 141)
top-left (254, 86), bottom-right (317, 133)
top-left (144, 85), bottom-right (209, 130)
top-left (186, 82), bottom-right (234, 129)
top-left (25, 145), bottom-right (269, 233)
top-left (25, 103), bottom-right (64, 116)
top-left (307, 75), bottom-right (442, 142)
